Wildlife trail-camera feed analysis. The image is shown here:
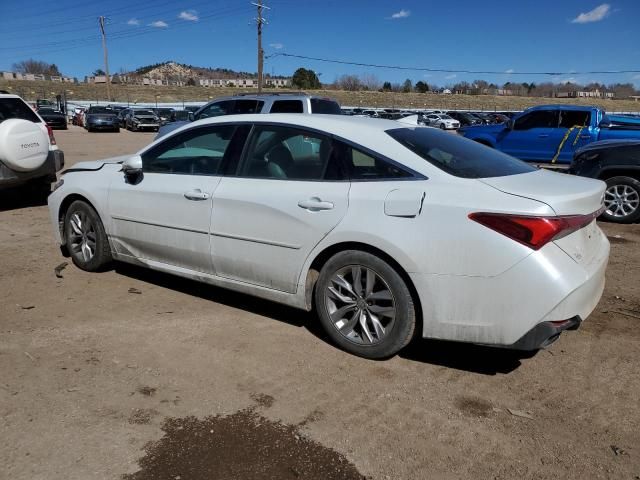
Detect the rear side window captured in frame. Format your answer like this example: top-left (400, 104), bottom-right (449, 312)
top-left (197, 101), bottom-right (234, 120)
top-left (559, 110), bottom-right (591, 128)
top-left (310, 99), bottom-right (341, 114)
top-left (0, 98), bottom-right (41, 124)
top-left (270, 100), bottom-right (304, 113)
top-left (386, 127), bottom-right (535, 179)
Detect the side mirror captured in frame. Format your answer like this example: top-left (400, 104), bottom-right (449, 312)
top-left (506, 119), bottom-right (514, 130)
top-left (188, 112), bottom-right (195, 121)
top-left (122, 155), bottom-right (143, 184)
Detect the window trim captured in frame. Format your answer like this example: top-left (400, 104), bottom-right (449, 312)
top-left (231, 122), bottom-right (425, 182)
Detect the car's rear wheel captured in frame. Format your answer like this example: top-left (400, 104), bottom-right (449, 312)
top-left (440, 123), bottom-right (446, 130)
top-left (602, 176), bottom-right (640, 224)
top-left (315, 250), bottom-right (416, 359)
top-left (63, 200), bottom-right (112, 271)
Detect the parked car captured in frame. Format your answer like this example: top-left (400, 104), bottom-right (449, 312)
top-left (84, 106), bottom-right (119, 132)
top-left (460, 105), bottom-right (640, 166)
top-left (72, 107), bottom-right (86, 127)
top-left (0, 93), bottom-right (64, 194)
top-left (126, 109), bottom-right (160, 132)
top-left (471, 112), bottom-right (496, 124)
top-left (422, 113), bottom-right (460, 130)
top-left (571, 139), bottom-right (640, 223)
top-left (172, 110), bottom-right (191, 122)
top-left (117, 108), bottom-right (130, 128)
top-left (153, 108), bottom-right (175, 125)
top-left (156, 93), bottom-right (341, 138)
top-left (48, 114), bottom-right (608, 359)
top-left (37, 107), bottom-right (67, 130)
top-left (446, 111), bottom-right (483, 127)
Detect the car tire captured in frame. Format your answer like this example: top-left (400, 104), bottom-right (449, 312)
top-left (314, 250), bottom-right (416, 359)
top-left (63, 200), bottom-right (112, 272)
top-left (602, 176), bottom-right (640, 224)
top-left (114, 128), bottom-right (120, 133)
top-left (440, 123), bottom-right (446, 130)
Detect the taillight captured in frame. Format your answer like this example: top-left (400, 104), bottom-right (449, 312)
top-left (46, 125), bottom-right (57, 146)
top-left (469, 210), bottom-right (602, 250)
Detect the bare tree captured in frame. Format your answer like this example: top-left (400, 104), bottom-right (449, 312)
top-left (335, 74), bottom-right (362, 91)
top-left (359, 73), bottom-right (380, 91)
top-left (13, 59), bottom-right (61, 76)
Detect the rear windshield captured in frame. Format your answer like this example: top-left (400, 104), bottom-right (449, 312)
top-left (0, 98), bottom-right (41, 124)
top-left (310, 98), bottom-right (341, 115)
top-left (88, 106), bottom-right (115, 114)
top-left (386, 127), bottom-right (535, 178)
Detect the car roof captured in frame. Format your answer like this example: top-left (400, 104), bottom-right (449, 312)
top-left (526, 104), bottom-right (597, 112)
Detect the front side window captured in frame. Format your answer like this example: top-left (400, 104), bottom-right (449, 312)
top-left (240, 125), bottom-right (331, 180)
top-left (387, 127), bottom-right (535, 179)
top-left (513, 110), bottom-right (558, 130)
top-left (232, 100), bottom-right (264, 114)
top-left (196, 100), bottom-right (234, 120)
top-left (270, 100), bottom-right (304, 113)
top-left (142, 125), bottom-right (238, 175)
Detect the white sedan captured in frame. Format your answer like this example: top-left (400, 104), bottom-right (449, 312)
top-left (422, 113), bottom-right (460, 130)
top-left (48, 114), bottom-right (609, 359)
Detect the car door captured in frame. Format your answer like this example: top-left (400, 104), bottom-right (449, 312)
top-left (499, 110), bottom-right (559, 161)
top-left (210, 123), bottom-right (350, 293)
top-left (108, 124), bottom-right (248, 273)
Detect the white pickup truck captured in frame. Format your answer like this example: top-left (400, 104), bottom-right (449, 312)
top-left (0, 93), bottom-right (65, 194)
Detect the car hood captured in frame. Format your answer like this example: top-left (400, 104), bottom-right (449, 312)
top-left (134, 115), bottom-right (157, 120)
top-left (575, 138), bottom-right (640, 155)
top-left (63, 155), bottom-right (129, 173)
top-left (479, 169), bottom-right (605, 216)
top-left (86, 113), bottom-right (117, 120)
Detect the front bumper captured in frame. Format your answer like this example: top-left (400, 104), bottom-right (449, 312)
top-left (87, 122), bottom-right (118, 130)
top-left (133, 123), bottom-right (159, 129)
top-left (0, 149), bottom-right (65, 188)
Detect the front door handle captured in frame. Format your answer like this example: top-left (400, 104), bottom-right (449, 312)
top-left (538, 134), bottom-right (549, 138)
top-left (579, 135), bottom-right (591, 139)
top-left (184, 189), bottom-right (210, 201)
top-left (298, 197), bottom-right (334, 211)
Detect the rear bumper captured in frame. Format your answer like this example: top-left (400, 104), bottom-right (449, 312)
top-left (410, 232), bottom-right (609, 348)
top-left (0, 149), bottom-right (65, 188)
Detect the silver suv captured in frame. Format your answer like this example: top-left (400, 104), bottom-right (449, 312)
top-left (156, 92), bottom-right (341, 138)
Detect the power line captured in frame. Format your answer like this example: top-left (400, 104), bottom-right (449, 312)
top-left (267, 53), bottom-right (640, 76)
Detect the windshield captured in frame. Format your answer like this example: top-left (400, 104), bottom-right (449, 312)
top-left (88, 106), bottom-right (115, 114)
top-left (155, 109), bottom-right (173, 115)
top-left (134, 110), bottom-right (155, 116)
top-left (386, 127), bottom-right (535, 179)
top-left (440, 115), bottom-right (453, 120)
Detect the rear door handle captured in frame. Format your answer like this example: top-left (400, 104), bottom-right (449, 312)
top-left (538, 134), bottom-right (549, 138)
top-left (184, 189), bottom-right (210, 201)
top-left (298, 197), bottom-right (334, 211)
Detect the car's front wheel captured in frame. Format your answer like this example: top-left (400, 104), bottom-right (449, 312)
top-left (63, 200), bottom-right (112, 271)
top-left (315, 250), bottom-right (416, 359)
top-left (602, 176), bottom-right (640, 224)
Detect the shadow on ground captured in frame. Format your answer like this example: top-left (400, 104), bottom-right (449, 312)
top-left (0, 186), bottom-right (48, 212)
top-left (115, 262), bottom-right (532, 375)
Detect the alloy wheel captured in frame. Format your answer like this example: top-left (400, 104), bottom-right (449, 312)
top-left (604, 184), bottom-right (640, 218)
top-left (68, 211), bottom-right (97, 262)
top-left (324, 265), bottom-right (396, 345)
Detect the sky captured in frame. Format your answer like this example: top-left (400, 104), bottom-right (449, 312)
top-left (0, 0), bottom-right (639, 88)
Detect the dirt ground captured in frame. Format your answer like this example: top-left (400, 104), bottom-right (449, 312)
top-left (1, 127), bottom-right (639, 480)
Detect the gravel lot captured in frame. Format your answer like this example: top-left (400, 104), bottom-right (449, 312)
top-left (1, 126), bottom-right (639, 479)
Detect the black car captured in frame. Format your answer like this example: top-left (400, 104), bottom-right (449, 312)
top-left (125, 109), bottom-right (160, 132)
top-left (447, 111), bottom-right (482, 127)
top-left (571, 139), bottom-right (640, 224)
top-left (37, 107), bottom-right (67, 130)
top-left (84, 106), bottom-right (119, 132)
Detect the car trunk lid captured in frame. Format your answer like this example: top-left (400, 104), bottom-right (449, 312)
top-left (479, 170), bottom-right (607, 266)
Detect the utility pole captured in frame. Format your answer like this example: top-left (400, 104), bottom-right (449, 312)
top-left (98, 16), bottom-right (112, 101)
top-left (251, 1), bottom-right (269, 93)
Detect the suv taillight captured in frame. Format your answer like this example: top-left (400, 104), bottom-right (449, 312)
top-left (46, 125), bottom-right (56, 146)
top-left (469, 211), bottom-right (602, 250)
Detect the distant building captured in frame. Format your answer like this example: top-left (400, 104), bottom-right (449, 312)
top-left (556, 89), bottom-right (614, 99)
top-left (2, 70), bottom-right (76, 83)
